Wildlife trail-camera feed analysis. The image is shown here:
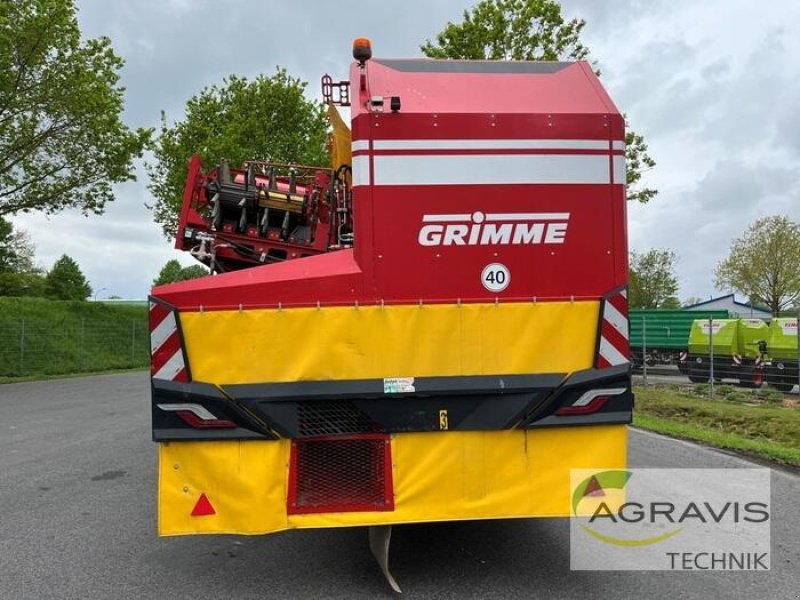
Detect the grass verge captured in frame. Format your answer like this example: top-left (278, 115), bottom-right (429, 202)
top-left (0, 367), bottom-right (148, 384)
top-left (633, 385), bottom-right (800, 467)
top-left (0, 297), bottom-right (149, 378)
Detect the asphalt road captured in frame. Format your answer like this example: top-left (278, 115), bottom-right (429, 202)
top-left (1, 372), bottom-right (798, 599)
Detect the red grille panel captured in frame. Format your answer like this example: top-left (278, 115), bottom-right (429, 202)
top-left (287, 434), bottom-right (394, 514)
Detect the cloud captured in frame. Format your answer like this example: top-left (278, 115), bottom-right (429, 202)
top-left (9, 0), bottom-right (800, 302)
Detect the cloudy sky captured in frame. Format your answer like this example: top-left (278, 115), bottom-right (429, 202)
top-left (10, 0), bottom-right (800, 300)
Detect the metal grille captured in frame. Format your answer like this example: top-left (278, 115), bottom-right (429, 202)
top-left (297, 401), bottom-right (377, 437)
top-left (288, 435), bottom-right (393, 514)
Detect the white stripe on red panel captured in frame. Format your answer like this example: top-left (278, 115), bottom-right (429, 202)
top-left (612, 155), bottom-right (626, 185)
top-left (372, 154), bottom-right (612, 186)
top-left (372, 139), bottom-right (611, 151)
top-left (352, 154), bottom-right (370, 187)
top-left (597, 290), bottom-right (630, 368)
top-left (599, 337), bottom-right (628, 367)
top-left (153, 348), bottom-right (186, 381)
top-left (150, 311), bottom-right (177, 354)
top-left (149, 302), bottom-right (187, 382)
top-left (603, 300), bottom-right (629, 339)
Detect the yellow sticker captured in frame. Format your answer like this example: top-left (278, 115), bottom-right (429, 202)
top-left (439, 409), bottom-right (449, 430)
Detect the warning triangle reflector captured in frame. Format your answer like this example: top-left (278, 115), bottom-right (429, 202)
top-left (191, 493), bottom-right (216, 517)
top-left (583, 475), bottom-right (606, 497)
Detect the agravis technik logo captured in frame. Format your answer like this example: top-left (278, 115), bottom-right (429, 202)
top-left (570, 468), bottom-right (771, 571)
top-left (571, 470), bottom-right (683, 547)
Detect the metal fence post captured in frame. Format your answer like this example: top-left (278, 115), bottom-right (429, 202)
top-left (80, 318), bottom-right (85, 371)
top-left (642, 315), bottom-right (648, 386)
top-left (708, 316), bottom-right (714, 399)
top-left (20, 317), bottom-right (25, 375)
top-left (797, 306), bottom-right (799, 395)
top-left (131, 320), bottom-right (136, 364)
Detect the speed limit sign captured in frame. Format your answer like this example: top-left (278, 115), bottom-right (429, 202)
top-left (481, 263), bottom-right (510, 292)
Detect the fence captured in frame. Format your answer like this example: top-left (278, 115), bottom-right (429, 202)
top-left (633, 314), bottom-right (800, 398)
top-left (0, 317), bottom-right (149, 378)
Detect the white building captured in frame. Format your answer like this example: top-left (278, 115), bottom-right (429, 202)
top-left (684, 294), bottom-right (772, 320)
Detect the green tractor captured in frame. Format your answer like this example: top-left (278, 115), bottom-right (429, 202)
top-left (764, 318), bottom-right (798, 392)
top-left (686, 318), bottom-right (768, 387)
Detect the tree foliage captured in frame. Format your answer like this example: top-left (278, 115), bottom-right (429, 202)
top-left (0, 216), bottom-right (45, 296)
top-left (153, 259), bottom-right (208, 287)
top-left (0, 217), bottom-right (34, 272)
top-left (147, 69), bottom-right (329, 238)
top-left (45, 254), bottom-right (91, 300)
top-left (629, 249), bottom-right (680, 309)
top-left (715, 216), bottom-right (800, 315)
top-left (0, 0), bottom-right (150, 217)
top-left (421, 0), bottom-right (589, 61)
top-left (421, 0), bottom-right (656, 203)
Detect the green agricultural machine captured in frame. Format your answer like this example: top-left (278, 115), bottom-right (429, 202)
top-left (686, 318), bottom-right (769, 387)
top-left (764, 318), bottom-right (799, 392)
top-left (629, 309), bottom-right (728, 371)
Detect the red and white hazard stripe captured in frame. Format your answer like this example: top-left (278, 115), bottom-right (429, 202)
top-left (149, 301), bottom-right (188, 382)
top-left (596, 288), bottom-right (630, 369)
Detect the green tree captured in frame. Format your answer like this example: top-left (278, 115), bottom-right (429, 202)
top-left (0, 217), bottom-right (46, 296)
top-left (0, 270), bottom-right (46, 297)
top-left (715, 216), bottom-right (800, 315)
top-left (0, 217), bottom-right (34, 272)
top-left (153, 259), bottom-right (208, 286)
top-left (0, 0), bottom-right (150, 217)
top-left (629, 249), bottom-right (679, 309)
top-left (45, 254), bottom-right (91, 300)
top-left (421, 0), bottom-right (656, 203)
top-left (147, 69), bottom-right (328, 238)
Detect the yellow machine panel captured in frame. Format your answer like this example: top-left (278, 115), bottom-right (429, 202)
top-left (180, 300), bottom-right (600, 385)
top-left (159, 425), bottom-right (627, 536)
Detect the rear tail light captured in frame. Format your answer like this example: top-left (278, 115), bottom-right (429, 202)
top-left (556, 387), bottom-right (627, 416)
top-left (158, 403), bottom-right (236, 429)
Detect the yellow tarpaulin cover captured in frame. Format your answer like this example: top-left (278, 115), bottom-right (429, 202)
top-left (327, 104), bottom-right (351, 172)
top-left (159, 425), bottom-right (628, 536)
top-left (180, 300), bottom-right (600, 385)
top-left (159, 299), bottom-right (626, 536)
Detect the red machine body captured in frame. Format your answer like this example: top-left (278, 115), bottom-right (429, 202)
top-left (160, 58), bottom-right (626, 311)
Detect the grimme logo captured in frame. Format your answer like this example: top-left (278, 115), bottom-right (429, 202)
top-left (418, 211), bottom-right (570, 246)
